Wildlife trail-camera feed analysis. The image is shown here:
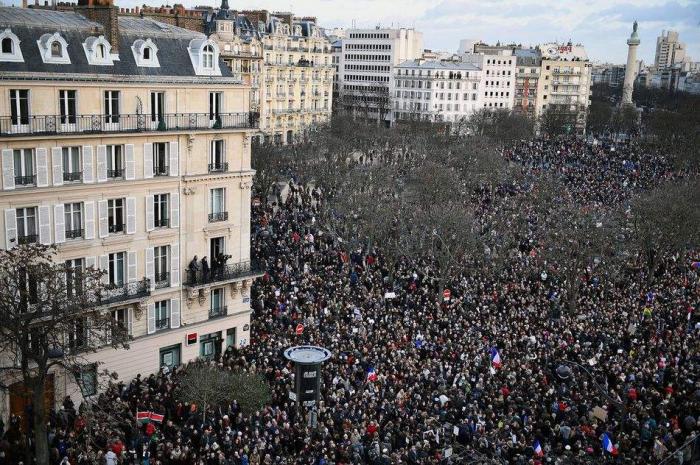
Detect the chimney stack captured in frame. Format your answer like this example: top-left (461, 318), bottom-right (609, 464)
top-left (76, 0), bottom-right (120, 52)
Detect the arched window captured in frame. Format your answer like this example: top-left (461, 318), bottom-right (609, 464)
top-left (1, 37), bottom-right (12, 54)
top-left (96, 43), bottom-right (106, 59)
top-left (51, 41), bottom-right (62, 57)
top-left (203, 44), bottom-right (214, 69)
top-left (143, 47), bottom-right (151, 60)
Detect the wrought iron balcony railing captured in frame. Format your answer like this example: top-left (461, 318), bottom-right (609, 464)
top-left (208, 162), bottom-right (229, 173)
top-left (154, 272), bottom-right (170, 289)
top-left (15, 175), bottom-right (35, 186)
top-left (18, 233), bottom-right (38, 245)
top-left (100, 278), bottom-right (151, 306)
top-left (185, 260), bottom-right (263, 287)
top-left (0, 112), bottom-right (258, 137)
top-left (63, 171), bottom-right (82, 182)
top-left (208, 211), bottom-right (228, 223)
top-left (153, 165), bottom-right (169, 177)
top-left (65, 229), bottom-right (83, 240)
top-left (108, 223), bottom-right (125, 234)
top-left (209, 305), bottom-right (228, 318)
top-left (155, 317), bottom-right (170, 330)
top-left (107, 168), bottom-right (123, 178)
top-left (154, 217), bottom-right (169, 228)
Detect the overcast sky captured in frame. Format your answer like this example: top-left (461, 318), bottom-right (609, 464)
top-left (4, 0), bottom-right (698, 64)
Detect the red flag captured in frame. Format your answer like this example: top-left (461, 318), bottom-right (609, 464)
top-left (295, 323), bottom-right (304, 335)
top-left (149, 412), bottom-right (164, 423)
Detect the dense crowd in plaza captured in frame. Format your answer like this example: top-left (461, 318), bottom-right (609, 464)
top-left (1, 138), bottom-right (698, 465)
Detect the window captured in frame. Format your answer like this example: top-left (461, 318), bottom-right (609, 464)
top-left (203, 44), bottom-right (215, 69)
top-left (64, 203), bottom-right (83, 239)
top-left (210, 287), bottom-right (225, 318)
top-left (108, 252), bottom-right (125, 288)
top-left (209, 188), bottom-right (226, 222)
top-left (62, 147), bottom-right (81, 182)
top-left (107, 145), bottom-right (123, 178)
top-left (209, 92), bottom-right (223, 121)
top-left (65, 258), bottom-right (84, 297)
top-left (68, 319), bottom-right (88, 352)
top-left (1, 37), bottom-right (12, 54)
top-left (112, 308), bottom-right (130, 337)
top-left (104, 90), bottom-right (120, 124)
top-left (107, 198), bottom-right (125, 233)
top-left (153, 143), bottom-right (168, 176)
top-left (51, 41), bottom-right (62, 57)
top-left (16, 207), bottom-right (38, 244)
top-left (143, 47), bottom-right (151, 60)
top-left (159, 343), bottom-right (180, 368)
top-left (0, 30), bottom-right (23, 62)
top-left (13, 148), bottom-right (35, 186)
top-left (155, 300), bottom-right (170, 330)
top-left (154, 245), bottom-right (169, 288)
top-left (153, 194), bottom-right (169, 228)
top-left (209, 140), bottom-right (226, 172)
top-left (59, 90), bottom-right (77, 125)
top-left (76, 364), bottom-right (97, 397)
top-left (10, 89), bottom-right (29, 126)
top-left (96, 43), bottom-right (106, 59)
top-left (150, 91), bottom-right (165, 124)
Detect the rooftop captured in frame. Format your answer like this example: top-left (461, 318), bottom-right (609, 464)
top-left (396, 59), bottom-right (480, 71)
top-left (0, 6), bottom-right (99, 29)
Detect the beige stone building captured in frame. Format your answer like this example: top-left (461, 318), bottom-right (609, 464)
top-left (207, 4), bottom-right (333, 145)
top-left (0, 5), bottom-right (260, 419)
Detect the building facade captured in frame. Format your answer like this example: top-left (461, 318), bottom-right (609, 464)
top-left (337, 28), bottom-right (423, 125)
top-left (392, 59), bottom-right (481, 124)
top-left (0, 6), bottom-right (260, 419)
top-left (536, 42), bottom-right (592, 133)
top-left (655, 30), bottom-right (686, 70)
top-left (462, 50), bottom-right (517, 110)
top-left (514, 49), bottom-right (541, 117)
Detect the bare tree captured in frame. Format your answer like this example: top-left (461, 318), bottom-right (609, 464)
top-left (0, 244), bottom-right (131, 465)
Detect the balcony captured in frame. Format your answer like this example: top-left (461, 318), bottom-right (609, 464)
top-left (65, 229), bottom-right (83, 240)
top-left (209, 305), bottom-right (228, 319)
top-left (185, 260), bottom-right (264, 287)
top-left (0, 112), bottom-right (258, 137)
top-left (208, 162), bottom-right (229, 173)
top-left (154, 272), bottom-right (170, 289)
top-left (62, 171), bottom-right (82, 182)
top-left (208, 211), bottom-right (228, 222)
top-left (15, 175), bottom-right (35, 186)
top-left (108, 224), bottom-right (125, 234)
top-left (155, 317), bottom-right (170, 330)
top-left (18, 233), bottom-right (38, 245)
top-left (99, 278), bottom-right (151, 306)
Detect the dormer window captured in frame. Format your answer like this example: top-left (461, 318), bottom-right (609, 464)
top-left (0, 29), bottom-right (23, 62)
top-left (131, 39), bottom-right (160, 68)
top-left (188, 38), bottom-right (221, 76)
top-left (203, 45), bottom-right (214, 69)
top-left (83, 36), bottom-right (114, 66)
top-left (37, 32), bottom-right (70, 64)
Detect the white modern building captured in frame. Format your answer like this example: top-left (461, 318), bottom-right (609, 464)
top-left (392, 59), bottom-right (482, 124)
top-left (462, 50), bottom-right (517, 110)
top-left (336, 27), bottom-right (423, 124)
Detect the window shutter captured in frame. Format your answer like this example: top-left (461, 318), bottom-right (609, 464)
top-left (85, 256), bottom-right (96, 270)
top-left (127, 308), bottom-right (133, 336)
top-left (51, 147), bottom-right (63, 187)
top-left (96, 145), bottom-right (107, 183)
top-left (145, 247), bottom-right (154, 290)
top-left (143, 143), bottom-right (153, 179)
top-left (145, 195), bottom-right (154, 232)
top-left (147, 302), bottom-right (156, 334)
top-left (125, 144), bottom-right (135, 180)
top-left (38, 205), bottom-right (51, 245)
top-left (4, 209), bottom-right (17, 248)
top-left (84, 201), bottom-right (95, 240)
top-left (99, 254), bottom-right (108, 285)
top-left (54, 204), bottom-right (65, 244)
top-left (36, 148), bottom-right (49, 187)
top-left (170, 243), bottom-right (180, 287)
top-left (168, 141), bottom-right (179, 176)
top-left (170, 191), bottom-right (179, 228)
top-left (170, 298), bottom-right (181, 329)
top-left (82, 146), bottom-right (94, 183)
top-left (97, 200), bottom-right (108, 238)
top-left (127, 251), bottom-right (137, 283)
top-left (2, 149), bottom-right (15, 190)
top-left (126, 197), bottom-right (136, 234)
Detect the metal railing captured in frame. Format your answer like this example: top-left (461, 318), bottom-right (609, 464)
top-left (15, 175), bottom-right (35, 186)
top-left (0, 112), bottom-right (258, 137)
top-left (208, 162), bottom-right (229, 173)
top-left (154, 272), bottom-right (170, 289)
top-left (155, 317), bottom-right (170, 330)
top-left (18, 233), bottom-right (38, 245)
top-left (186, 260), bottom-right (263, 287)
top-left (208, 211), bottom-right (228, 222)
top-left (209, 305), bottom-right (228, 318)
top-left (65, 229), bottom-right (83, 240)
top-left (100, 278), bottom-right (150, 306)
top-left (107, 168), bottom-right (123, 178)
top-left (154, 217), bottom-right (169, 228)
top-left (108, 224), bottom-right (125, 234)
top-left (153, 165), bottom-right (169, 177)
top-left (63, 171), bottom-right (82, 182)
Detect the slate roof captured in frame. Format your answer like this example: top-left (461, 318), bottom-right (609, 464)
top-left (396, 59), bottom-right (480, 71)
top-left (0, 7), bottom-right (236, 82)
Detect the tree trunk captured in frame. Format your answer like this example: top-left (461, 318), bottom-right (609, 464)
top-left (31, 378), bottom-right (50, 465)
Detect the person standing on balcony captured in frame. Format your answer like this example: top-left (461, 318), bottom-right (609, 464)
top-left (188, 255), bottom-right (199, 284)
top-left (201, 256), bottom-right (210, 283)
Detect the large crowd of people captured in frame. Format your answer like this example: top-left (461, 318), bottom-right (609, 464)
top-left (1, 138), bottom-right (698, 465)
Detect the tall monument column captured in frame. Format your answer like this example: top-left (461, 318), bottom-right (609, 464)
top-left (622, 21), bottom-right (640, 106)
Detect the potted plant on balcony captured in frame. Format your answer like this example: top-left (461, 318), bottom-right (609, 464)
top-left (213, 115), bottom-right (223, 129)
top-left (157, 118), bottom-right (167, 131)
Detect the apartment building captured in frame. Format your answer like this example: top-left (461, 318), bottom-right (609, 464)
top-left (536, 42), bottom-right (592, 133)
top-left (337, 28), bottom-right (423, 125)
top-left (462, 50), bottom-right (517, 110)
top-left (655, 30), bottom-right (686, 70)
top-left (514, 48), bottom-right (541, 118)
top-left (0, 5), bottom-right (260, 418)
top-left (393, 59), bottom-right (481, 124)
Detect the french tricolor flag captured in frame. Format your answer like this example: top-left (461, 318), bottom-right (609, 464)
top-left (367, 367), bottom-right (378, 382)
top-left (602, 433), bottom-right (618, 455)
top-left (490, 348), bottom-right (502, 369)
top-left (533, 440), bottom-right (544, 457)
